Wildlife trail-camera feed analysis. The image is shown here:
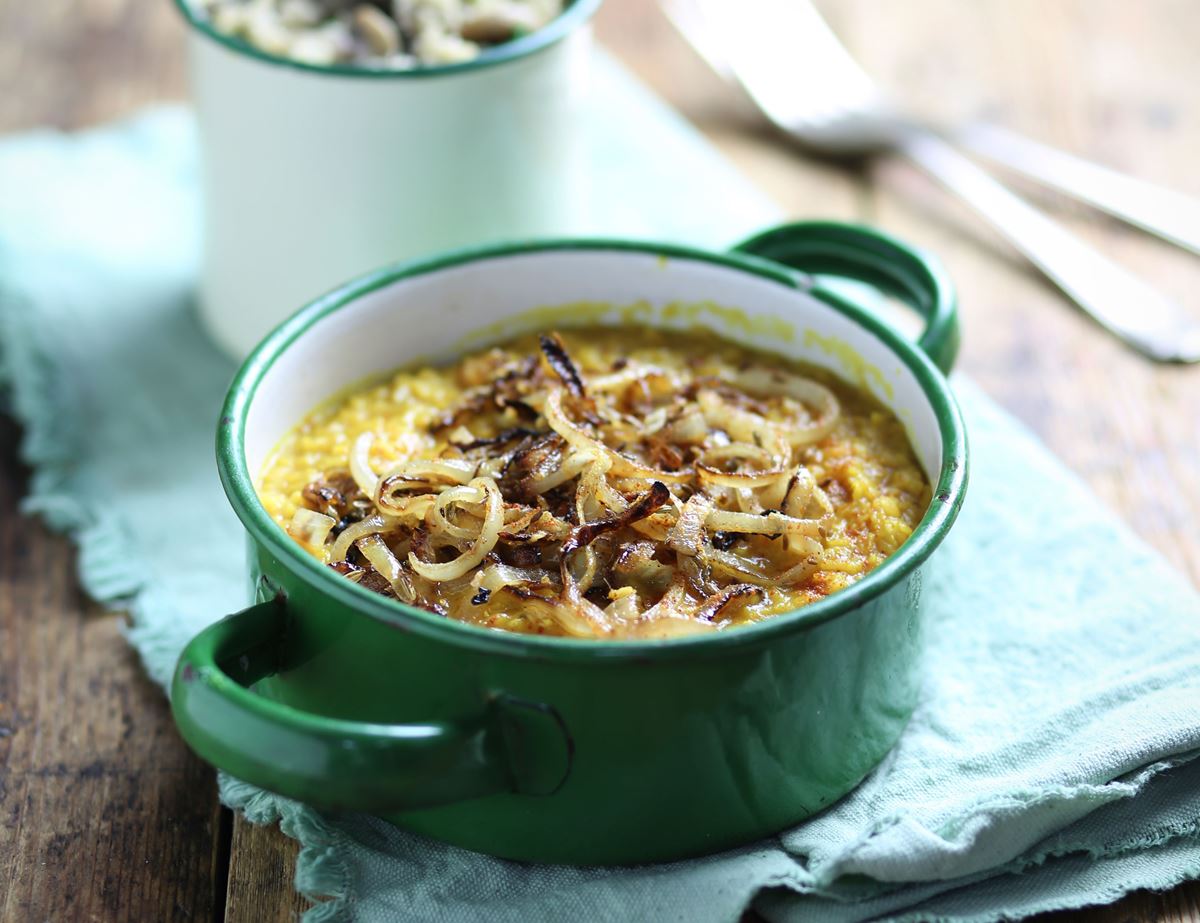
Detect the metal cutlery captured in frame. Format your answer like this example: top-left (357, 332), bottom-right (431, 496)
top-left (666, 0), bottom-right (1200, 363)
top-left (955, 123), bottom-right (1200, 256)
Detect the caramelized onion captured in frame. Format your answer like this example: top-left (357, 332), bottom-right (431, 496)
top-left (560, 482), bottom-right (672, 594)
top-left (641, 406), bottom-right (669, 435)
top-left (330, 513), bottom-right (399, 563)
top-left (373, 488), bottom-right (436, 521)
top-left (471, 562), bottom-right (554, 594)
top-left (734, 487), bottom-right (765, 514)
top-left (704, 546), bottom-right (776, 585)
top-left (778, 555), bottom-right (821, 586)
top-left (500, 588), bottom-right (612, 639)
top-left (350, 432), bottom-right (380, 498)
top-left (288, 508), bottom-right (336, 549)
top-left (667, 493), bottom-right (712, 557)
top-left (696, 442), bottom-right (789, 489)
top-left (408, 477), bottom-right (503, 581)
top-left (784, 467), bottom-right (834, 519)
top-left (356, 534), bottom-right (416, 603)
top-left (526, 450), bottom-right (593, 494)
top-left (696, 389), bottom-right (780, 451)
top-left (611, 541), bottom-right (674, 593)
top-left (662, 407), bottom-right (709, 445)
top-left (380, 457), bottom-right (476, 486)
top-left (695, 583), bottom-right (762, 622)
top-left (544, 389), bottom-right (692, 484)
top-left (783, 468), bottom-right (833, 555)
top-left (428, 485), bottom-right (487, 540)
top-left (293, 330), bottom-right (863, 640)
top-left (594, 477), bottom-right (630, 514)
top-left (499, 432), bottom-right (564, 500)
top-left (548, 598), bottom-right (614, 638)
top-left (619, 583), bottom-right (718, 639)
top-left (732, 368), bottom-right (839, 446)
top-left (603, 587), bottom-right (641, 623)
top-left (575, 454), bottom-right (613, 522)
top-left (698, 442), bottom-right (776, 468)
top-left (588, 364), bottom-right (681, 394)
top-left (705, 509), bottom-right (823, 539)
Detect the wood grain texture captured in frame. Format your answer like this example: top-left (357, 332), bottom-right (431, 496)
top-left (224, 817), bottom-right (310, 923)
top-left (0, 418), bottom-right (225, 922)
top-left (0, 0), bottom-right (1196, 921)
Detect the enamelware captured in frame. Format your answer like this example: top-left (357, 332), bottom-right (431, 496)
top-left (173, 0), bottom-right (602, 357)
top-left (172, 221), bottom-right (968, 864)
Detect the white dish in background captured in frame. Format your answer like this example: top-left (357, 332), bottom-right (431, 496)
top-left (174, 0), bottom-right (601, 358)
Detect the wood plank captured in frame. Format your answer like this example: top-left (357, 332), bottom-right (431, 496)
top-left (0, 416), bottom-right (225, 922)
top-left (225, 817), bottom-right (311, 923)
top-left (0, 0), bottom-right (186, 131)
top-left (595, 0), bottom-right (864, 223)
top-left (0, 0), bottom-right (1195, 921)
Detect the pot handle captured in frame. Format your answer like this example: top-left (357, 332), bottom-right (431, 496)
top-left (733, 221), bottom-right (960, 374)
top-left (171, 598), bottom-right (572, 811)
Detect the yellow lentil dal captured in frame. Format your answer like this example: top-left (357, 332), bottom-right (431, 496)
top-left (258, 327), bottom-right (930, 632)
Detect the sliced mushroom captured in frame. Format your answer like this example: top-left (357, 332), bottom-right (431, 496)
top-left (278, 0), bottom-right (325, 27)
top-left (352, 3), bottom-right (402, 55)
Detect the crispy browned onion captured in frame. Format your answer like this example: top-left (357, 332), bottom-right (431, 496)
top-left (297, 332), bottom-right (843, 638)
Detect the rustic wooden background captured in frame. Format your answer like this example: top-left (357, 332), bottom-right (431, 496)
top-left (1, 0), bottom-right (1198, 920)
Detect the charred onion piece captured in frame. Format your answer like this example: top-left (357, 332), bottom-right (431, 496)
top-left (695, 583), bottom-right (762, 622)
top-left (301, 471), bottom-right (364, 521)
top-left (559, 482), bottom-right (671, 591)
top-left (711, 531), bottom-right (737, 551)
top-left (499, 432), bottom-right (565, 501)
top-left (544, 388), bottom-right (693, 484)
top-left (539, 332), bottom-right (588, 399)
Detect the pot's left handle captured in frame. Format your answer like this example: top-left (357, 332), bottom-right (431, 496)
top-left (171, 598), bottom-right (572, 811)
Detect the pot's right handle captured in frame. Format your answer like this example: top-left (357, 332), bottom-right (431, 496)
top-left (733, 221), bottom-right (960, 374)
top-left (171, 598), bottom-right (572, 812)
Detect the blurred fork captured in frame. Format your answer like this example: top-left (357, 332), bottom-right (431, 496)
top-left (666, 0), bottom-right (1200, 363)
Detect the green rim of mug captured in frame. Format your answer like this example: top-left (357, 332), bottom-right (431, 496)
top-left (170, 0), bottom-right (603, 80)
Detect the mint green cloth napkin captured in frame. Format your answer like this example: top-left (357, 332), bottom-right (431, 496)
top-left (2, 57), bottom-right (1199, 923)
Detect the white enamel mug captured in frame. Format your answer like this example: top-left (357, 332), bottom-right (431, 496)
top-left (173, 0), bottom-right (602, 357)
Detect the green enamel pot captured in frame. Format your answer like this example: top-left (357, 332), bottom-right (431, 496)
top-left (172, 221), bottom-right (968, 865)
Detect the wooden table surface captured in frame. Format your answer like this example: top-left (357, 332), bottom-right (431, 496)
top-left (1, 1), bottom-right (1198, 920)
